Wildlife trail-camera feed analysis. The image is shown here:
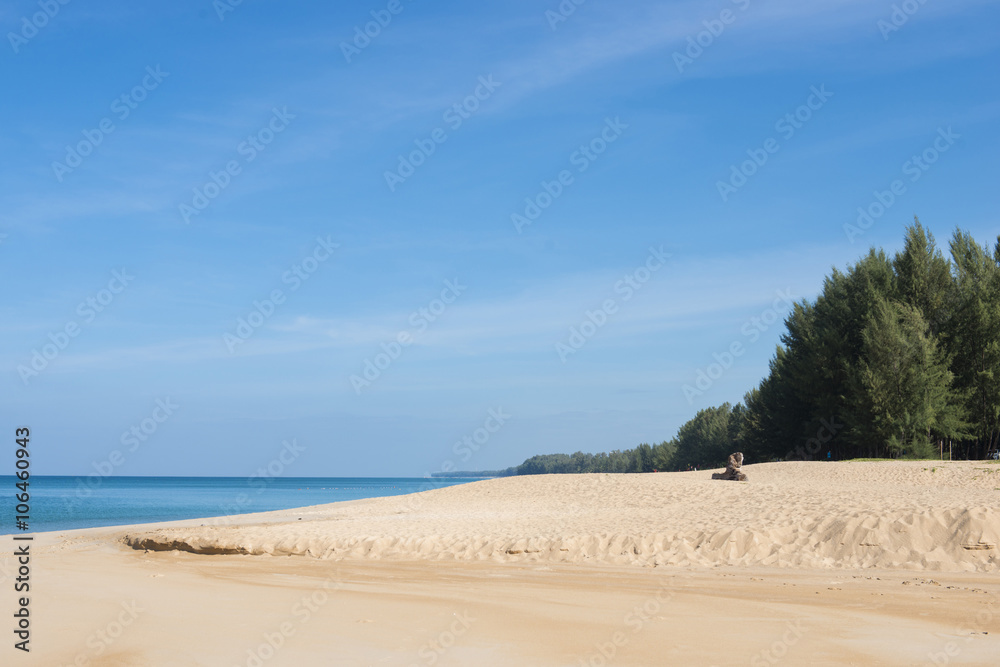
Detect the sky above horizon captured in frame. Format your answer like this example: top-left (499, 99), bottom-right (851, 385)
top-left (2, 0), bottom-right (998, 477)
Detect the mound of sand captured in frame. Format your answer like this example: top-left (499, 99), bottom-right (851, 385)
top-left (122, 461), bottom-right (1000, 572)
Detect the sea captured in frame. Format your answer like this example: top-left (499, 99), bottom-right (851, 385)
top-left (0, 476), bottom-right (485, 535)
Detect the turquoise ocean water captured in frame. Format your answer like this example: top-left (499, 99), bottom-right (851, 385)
top-left (0, 476), bottom-right (484, 535)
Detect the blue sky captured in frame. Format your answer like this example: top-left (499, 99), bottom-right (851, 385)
top-left (2, 0), bottom-right (998, 477)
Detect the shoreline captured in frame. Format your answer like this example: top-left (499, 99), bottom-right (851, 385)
top-left (0, 475), bottom-right (481, 537)
top-left (4, 461), bottom-right (1000, 665)
top-left (117, 460), bottom-right (999, 571)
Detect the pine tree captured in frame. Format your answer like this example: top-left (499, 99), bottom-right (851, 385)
top-left (671, 403), bottom-right (734, 469)
top-left (893, 218), bottom-right (953, 337)
top-left (503, 223), bottom-right (997, 472)
top-left (947, 230), bottom-right (1000, 458)
top-left (856, 298), bottom-right (967, 457)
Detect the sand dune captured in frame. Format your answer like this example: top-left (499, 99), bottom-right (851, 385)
top-left (8, 461), bottom-right (1000, 666)
top-left (122, 461), bottom-right (1000, 572)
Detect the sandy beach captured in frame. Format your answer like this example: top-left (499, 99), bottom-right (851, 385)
top-left (5, 461), bottom-right (1000, 666)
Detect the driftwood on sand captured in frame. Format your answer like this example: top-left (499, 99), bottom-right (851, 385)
top-left (712, 452), bottom-right (748, 481)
